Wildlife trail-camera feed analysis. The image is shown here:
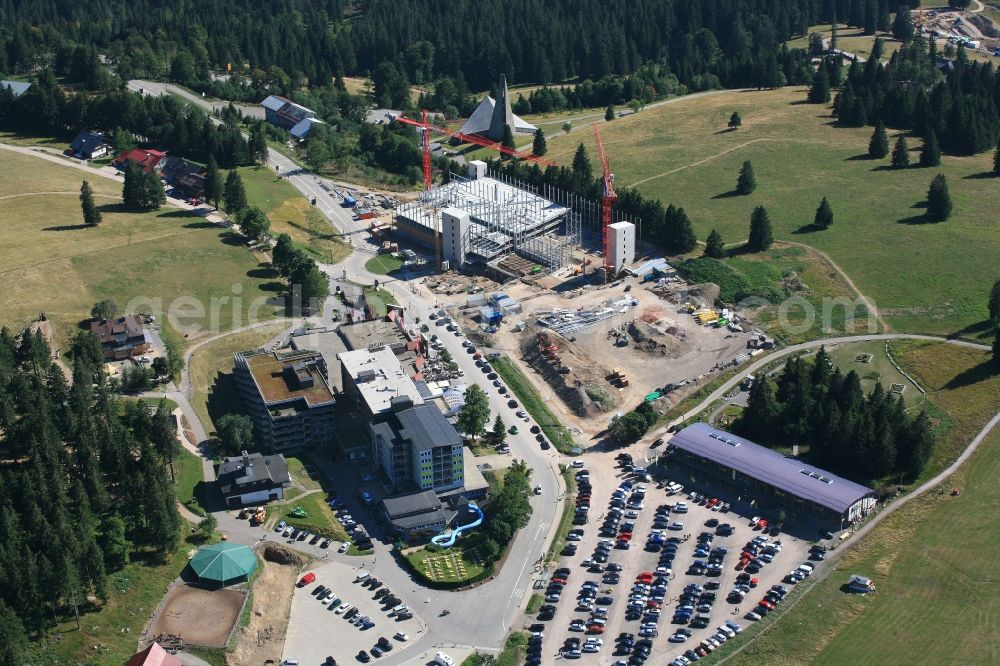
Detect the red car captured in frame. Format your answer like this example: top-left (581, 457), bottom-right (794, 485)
top-left (636, 572), bottom-right (653, 582)
top-left (297, 572), bottom-right (316, 587)
top-left (706, 498), bottom-right (718, 509)
top-left (586, 625), bottom-right (605, 634)
top-left (735, 558), bottom-right (750, 571)
top-left (757, 519), bottom-right (769, 530)
top-left (551, 576), bottom-right (567, 584)
top-left (758, 599), bottom-right (775, 610)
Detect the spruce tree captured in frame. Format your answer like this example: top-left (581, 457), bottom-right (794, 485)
top-left (500, 124), bottom-right (515, 151)
top-left (736, 160), bottom-right (757, 195)
top-left (892, 5), bottom-right (914, 42)
top-left (747, 205), bottom-right (774, 252)
top-left (868, 122), bottom-right (889, 158)
top-left (204, 154), bottom-right (223, 208)
top-left (740, 377), bottom-right (779, 440)
top-left (605, 105), bottom-right (615, 121)
top-left (571, 143), bottom-right (593, 186)
top-left (728, 111), bottom-right (742, 129)
top-left (891, 135), bottom-right (909, 168)
top-left (920, 131), bottom-right (941, 167)
top-left (814, 196), bottom-right (834, 228)
top-left (249, 122), bottom-right (268, 164)
top-left (994, 140), bottom-right (1000, 175)
top-left (808, 67), bottom-right (831, 104)
top-left (140, 171), bottom-right (166, 210)
top-left (121, 161), bottom-right (143, 208)
top-left (532, 128), bottom-right (547, 156)
top-left (224, 170), bottom-right (247, 214)
top-left (989, 279), bottom-right (1000, 324)
top-left (675, 207), bottom-right (697, 254)
top-left (80, 180), bottom-right (101, 226)
top-left (704, 229), bottom-right (725, 258)
top-left (926, 173), bottom-right (952, 221)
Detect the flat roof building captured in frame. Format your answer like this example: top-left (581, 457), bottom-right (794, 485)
top-left (380, 489), bottom-right (447, 541)
top-left (370, 402), bottom-right (465, 493)
top-left (667, 422), bottom-right (876, 527)
top-left (234, 349), bottom-right (336, 453)
top-left (339, 346), bottom-right (425, 421)
top-left (337, 317), bottom-right (410, 354)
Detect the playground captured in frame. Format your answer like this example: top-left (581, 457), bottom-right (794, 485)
top-left (406, 535), bottom-right (492, 584)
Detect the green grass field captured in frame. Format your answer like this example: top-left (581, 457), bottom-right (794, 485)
top-left (827, 340), bottom-right (925, 409)
top-left (546, 466), bottom-right (579, 563)
top-left (492, 357), bottom-right (577, 453)
top-left (546, 87), bottom-right (1000, 337)
top-left (0, 150), bottom-right (283, 350)
top-left (365, 253), bottom-right (405, 275)
top-left (718, 341), bottom-right (1000, 664)
top-left (271, 492), bottom-right (348, 541)
top-left (405, 534), bottom-right (491, 584)
top-left (173, 446), bottom-right (208, 516)
top-left (362, 286), bottom-right (397, 317)
top-left (239, 165), bottom-right (351, 265)
top-left (187, 323), bottom-right (291, 434)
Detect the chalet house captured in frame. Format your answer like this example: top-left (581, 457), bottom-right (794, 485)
top-left (67, 131), bottom-right (112, 160)
top-left (113, 148), bottom-right (167, 174)
top-left (216, 452), bottom-right (292, 507)
top-left (89, 315), bottom-right (151, 361)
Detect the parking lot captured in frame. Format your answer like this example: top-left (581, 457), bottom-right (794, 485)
top-left (534, 452), bottom-right (812, 665)
top-left (282, 559), bottom-right (425, 665)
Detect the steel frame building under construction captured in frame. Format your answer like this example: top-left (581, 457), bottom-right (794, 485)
top-left (393, 163), bottom-right (584, 276)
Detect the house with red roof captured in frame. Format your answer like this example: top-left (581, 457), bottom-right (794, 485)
top-left (124, 642), bottom-right (181, 666)
top-left (114, 148), bottom-right (167, 174)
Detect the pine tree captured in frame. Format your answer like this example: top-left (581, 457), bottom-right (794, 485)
top-left (121, 161), bottom-right (143, 208)
top-left (891, 135), bottom-right (909, 168)
top-left (532, 128), bottom-right (547, 156)
top-left (674, 207), bottom-right (697, 254)
top-left (740, 377), bottom-right (779, 440)
top-left (0, 599), bottom-right (29, 665)
top-left (492, 415), bottom-right (507, 445)
top-left (140, 171), bottom-right (166, 210)
top-left (224, 170), bottom-right (247, 214)
top-left (926, 173), bottom-right (952, 221)
top-left (736, 160), bottom-right (757, 195)
top-left (989, 279), bottom-right (1000, 324)
top-left (892, 5), bottom-right (914, 42)
top-left (920, 131), bottom-right (941, 167)
top-left (868, 122), bottom-right (889, 158)
top-left (808, 67), bottom-right (831, 103)
top-left (80, 180), bottom-right (101, 225)
top-left (747, 205), bottom-right (774, 252)
top-left (814, 196), bottom-right (834, 228)
top-left (704, 229), bottom-right (725, 258)
top-left (605, 105), bottom-right (615, 121)
top-left (728, 111), bottom-right (742, 129)
top-left (994, 140), bottom-right (1000, 175)
top-left (249, 122), bottom-right (268, 164)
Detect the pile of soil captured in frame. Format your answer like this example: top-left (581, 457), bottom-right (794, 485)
top-left (627, 320), bottom-right (685, 358)
top-left (685, 282), bottom-right (721, 307)
top-left (520, 327), bottom-right (613, 417)
top-left (261, 543), bottom-right (307, 567)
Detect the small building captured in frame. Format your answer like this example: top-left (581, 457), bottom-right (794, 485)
top-left (337, 317), bottom-right (410, 355)
top-left (261, 95), bottom-right (323, 139)
top-left (125, 642), bottom-right (182, 666)
top-left (667, 422), bottom-right (876, 528)
top-left (216, 451), bottom-right (291, 508)
top-left (89, 315), bottom-right (151, 360)
top-left (114, 148), bottom-right (167, 174)
top-left (380, 489), bottom-right (447, 541)
top-left (338, 346), bottom-right (425, 423)
top-left (233, 349), bottom-right (337, 453)
top-left (159, 155), bottom-right (206, 199)
top-left (188, 543), bottom-right (258, 587)
top-left (67, 131), bottom-right (112, 160)
top-left (0, 80), bottom-right (31, 97)
top-left (458, 75), bottom-right (537, 141)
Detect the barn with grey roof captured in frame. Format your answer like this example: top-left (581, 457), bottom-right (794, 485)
top-left (667, 422), bottom-right (876, 527)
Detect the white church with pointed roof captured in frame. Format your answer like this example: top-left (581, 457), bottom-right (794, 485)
top-left (458, 75), bottom-right (537, 141)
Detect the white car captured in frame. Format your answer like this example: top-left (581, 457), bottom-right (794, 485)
top-left (394, 632), bottom-right (409, 641)
top-left (338, 542), bottom-right (349, 553)
top-left (571, 460), bottom-right (585, 468)
top-left (534, 485), bottom-right (543, 495)
top-left (335, 604), bottom-right (351, 615)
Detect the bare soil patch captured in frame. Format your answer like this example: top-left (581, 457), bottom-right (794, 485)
top-left (149, 585), bottom-right (245, 648)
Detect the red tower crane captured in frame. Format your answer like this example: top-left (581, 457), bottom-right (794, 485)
top-left (592, 123), bottom-right (617, 277)
top-left (394, 111), bottom-right (556, 190)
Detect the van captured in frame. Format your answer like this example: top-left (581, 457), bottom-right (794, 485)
top-left (355, 571), bottom-right (371, 583)
top-left (433, 652), bottom-right (455, 666)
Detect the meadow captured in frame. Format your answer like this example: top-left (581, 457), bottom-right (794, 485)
top-left (546, 86), bottom-right (1000, 337)
top-left (0, 150), bottom-right (282, 349)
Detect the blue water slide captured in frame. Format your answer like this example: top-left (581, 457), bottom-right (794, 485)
top-left (430, 503), bottom-right (484, 548)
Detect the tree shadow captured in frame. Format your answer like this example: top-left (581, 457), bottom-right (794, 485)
top-left (898, 213), bottom-right (935, 225)
top-left (946, 320), bottom-right (996, 341)
top-left (962, 171), bottom-right (997, 180)
top-left (160, 209), bottom-right (196, 219)
top-left (182, 220), bottom-right (218, 229)
top-left (247, 266), bottom-right (279, 279)
top-left (711, 190), bottom-right (744, 200)
top-left (944, 360), bottom-right (999, 390)
top-left (713, 127), bottom-right (738, 135)
top-left (792, 223), bottom-right (826, 234)
top-left (846, 154), bottom-right (876, 161)
top-left (42, 223), bottom-right (92, 231)
top-left (258, 281), bottom-right (286, 292)
top-left (220, 232), bottom-right (247, 246)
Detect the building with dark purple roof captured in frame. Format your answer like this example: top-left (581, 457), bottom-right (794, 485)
top-left (667, 422), bottom-right (876, 527)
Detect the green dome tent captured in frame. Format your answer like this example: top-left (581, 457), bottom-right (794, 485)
top-left (189, 543), bottom-right (257, 586)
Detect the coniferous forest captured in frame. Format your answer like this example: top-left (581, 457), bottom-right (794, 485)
top-left (737, 347), bottom-right (935, 484)
top-left (0, 328), bottom-right (180, 647)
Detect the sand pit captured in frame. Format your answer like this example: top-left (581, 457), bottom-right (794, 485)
top-left (149, 584), bottom-right (246, 647)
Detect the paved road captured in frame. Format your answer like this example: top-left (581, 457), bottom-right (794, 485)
top-left (127, 80), bottom-right (265, 118)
